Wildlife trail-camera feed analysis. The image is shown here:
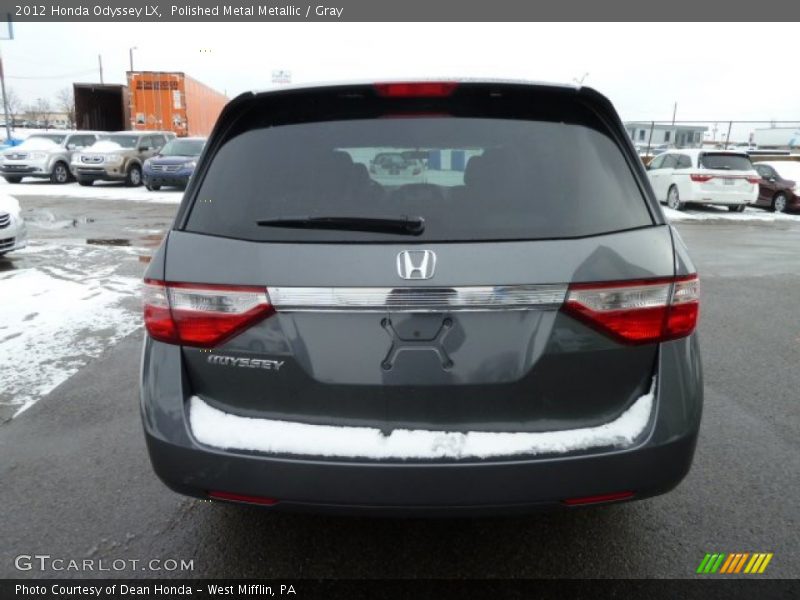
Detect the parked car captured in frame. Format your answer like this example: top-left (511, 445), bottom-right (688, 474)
top-left (0, 131), bottom-right (105, 184)
top-left (142, 137), bottom-right (206, 191)
top-left (751, 161), bottom-right (800, 213)
top-left (369, 152), bottom-right (422, 178)
top-left (141, 81), bottom-right (702, 514)
top-left (0, 192), bottom-right (28, 256)
top-left (71, 132), bottom-right (173, 187)
top-left (647, 149), bottom-right (759, 211)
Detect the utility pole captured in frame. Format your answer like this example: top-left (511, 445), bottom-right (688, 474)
top-left (98, 54), bottom-right (104, 83)
top-left (671, 102), bottom-right (677, 125)
top-left (129, 46), bottom-right (136, 73)
top-left (0, 47), bottom-right (11, 141)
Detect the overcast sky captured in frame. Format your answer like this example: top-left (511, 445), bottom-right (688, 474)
top-left (3, 22), bottom-right (799, 127)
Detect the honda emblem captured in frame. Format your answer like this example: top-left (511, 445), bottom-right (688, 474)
top-left (397, 250), bottom-right (436, 280)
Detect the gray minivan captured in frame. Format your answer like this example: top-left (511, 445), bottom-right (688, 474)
top-left (140, 81), bottom-right (703, 515)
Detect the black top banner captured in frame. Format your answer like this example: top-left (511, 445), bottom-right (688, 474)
top-left (1, 0), bottom-right (799, 21)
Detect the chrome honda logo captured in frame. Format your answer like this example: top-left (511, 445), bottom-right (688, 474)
top-left (397, 250), bottom-right (436, 280)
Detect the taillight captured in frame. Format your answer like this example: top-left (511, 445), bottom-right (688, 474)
top-left (374, 82), bottom-right (458, 98)
top-left (143, 279), bottom-right (275, 347)
top-left (746, 176), bottom-right (760, 184)
top-left (562, 275), bottom-right (699, 345)
top-left (690, 174), bottom-right (713, 182)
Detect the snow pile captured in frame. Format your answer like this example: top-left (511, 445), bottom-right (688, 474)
top-left (0, 266), bottom-right (141, 418)
top-left (663, 206), bottom-right (800, 222)
top-left (0, 178), bottom-right (182, 204)
top-left (189, 379), bottom-right (655, 459)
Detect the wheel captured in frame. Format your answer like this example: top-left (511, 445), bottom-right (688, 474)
top-left (772, 193), bottom-right (788, 213)
top-left (146, 184), bottom-right (161, 191)
top-left (3, 176), bottom-right (22, 184)
top-left (50, 161), bottom-right (70, 184)
top-left (728, 204), bottom-right (746, 213)
top-left (666, 185), bottom-right (684, 210)
top-left (125, 164), bottom-right (142, 187)
top-left (77, 177), bottom-right (94, 186)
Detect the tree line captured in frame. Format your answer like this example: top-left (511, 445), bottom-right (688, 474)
top-left (2, 87), bottom-right (75, 129)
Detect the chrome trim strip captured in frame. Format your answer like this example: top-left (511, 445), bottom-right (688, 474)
top-left (268, 285), bottom-right (567, 312)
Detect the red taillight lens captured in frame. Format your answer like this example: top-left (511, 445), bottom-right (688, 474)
top-left (562, 491), bottom-right (634, 506)
top-left (690, 174), bottom-right (714, 182)
top-left (143, 279), bottom-right (275, 347)
top-left (562, 275), bottom-right (699, 345)
top-left (208, 491), bottom-right (279, 506)
top-left (374, 82), bottom-right (458, 98)
top-left (746, 176), bottom-right (761, 184)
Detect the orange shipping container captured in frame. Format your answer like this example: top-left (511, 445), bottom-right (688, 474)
top-left (126, 71), bottom-right (227, 137)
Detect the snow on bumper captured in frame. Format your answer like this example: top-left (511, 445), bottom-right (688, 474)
top-left (189, 379), bottom-right (655, 460)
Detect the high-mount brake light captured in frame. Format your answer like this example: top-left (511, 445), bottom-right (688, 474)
top-left (562, 275), bottom-right (699, 345)
top-left (374, 82), bottom-right (459, 98)
top-left (142, 279), bottom-right (275, 347)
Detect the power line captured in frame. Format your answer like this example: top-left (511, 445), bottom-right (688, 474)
top-left (7, 69), bottom-right (97, 80)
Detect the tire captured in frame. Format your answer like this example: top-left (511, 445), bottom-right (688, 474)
top-left (772, 193), bottom-right (788, 213)
top-left (666, 185), bottom-right (684, 211)
top-left (50, 161), bottom-right (70, 184)
top-left (146, 184), bottom-right (161, 191)
top-left (3, 176), bottom-right (22, 184)
top-left (125, 164), bottom-right (142, 187)
top-left (77, 177), bottom-right (94, 187)
top-left (728, 204), bottom-right (746, 213)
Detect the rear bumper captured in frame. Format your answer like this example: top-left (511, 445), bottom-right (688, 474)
top-left (685, 183), bottom-right (756, 205)
top-left (141, 336), bottom-right (703, 515)
top-left (145, 428), bottom-right (698, 516)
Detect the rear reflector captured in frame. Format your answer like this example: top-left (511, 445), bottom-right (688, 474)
top-left (562, 275), bottom-right (699, 345)
top-left (143, 279), bottom-right (274, 347)
top-left (208, 491), bottom-right (279, 506)
top-left (562, 491), bottom-right (634, 506)
top-left (374, 82), bottom-right (458, 98)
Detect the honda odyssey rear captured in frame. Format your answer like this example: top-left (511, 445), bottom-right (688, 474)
top-left (140, 81), bottom-right (703, 515)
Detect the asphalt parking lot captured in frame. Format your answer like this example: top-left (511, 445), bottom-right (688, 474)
top-left (0, 190), bottom-right (798, 579)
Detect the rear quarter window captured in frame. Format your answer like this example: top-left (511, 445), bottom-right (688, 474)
top-left (185, 102), bottom-right (654, 243)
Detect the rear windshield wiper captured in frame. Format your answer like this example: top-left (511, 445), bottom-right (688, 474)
top-left (256, 215), bottom-right (425, 236)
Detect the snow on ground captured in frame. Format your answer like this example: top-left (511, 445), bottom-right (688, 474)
top-left (190, 379), bottom-right (655, 460)
top-left (663, 204), bottom-right (800, 223)
top-left (0, 242), bottom-right (142, 419)
top-left (0, 177), bottom-right (182, 204)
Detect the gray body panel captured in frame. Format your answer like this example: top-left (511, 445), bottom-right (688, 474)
top-left (140, 81), bottom-right (703, 512)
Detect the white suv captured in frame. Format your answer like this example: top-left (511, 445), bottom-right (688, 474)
top-left (647, 149), bottom-right (759, 212)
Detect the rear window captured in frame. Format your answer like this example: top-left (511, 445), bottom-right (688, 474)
top-left (699, 153), bottom-right (753, 171)
top-left (186, 112), bottom-right (653, 242)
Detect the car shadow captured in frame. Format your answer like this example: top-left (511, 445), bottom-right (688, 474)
top-left (187, 499), bottom-right (655, 578)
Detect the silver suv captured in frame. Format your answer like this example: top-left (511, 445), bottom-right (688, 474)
top-left (0, 132), bottom-right (104, 184)
top-left (72, 131), bottom-right (174, 187)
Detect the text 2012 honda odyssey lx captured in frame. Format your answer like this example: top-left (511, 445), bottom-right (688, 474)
top-left (140, 81), bottom-right (703, 515)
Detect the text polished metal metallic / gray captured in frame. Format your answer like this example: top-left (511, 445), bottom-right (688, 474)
top-left (267, 284), bottom-right (567, 312)
top-left (397, 250), bottom-right (436, 280)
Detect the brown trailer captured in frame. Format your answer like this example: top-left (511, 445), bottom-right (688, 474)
top-left (73, 83), bottom-right (130, 131)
